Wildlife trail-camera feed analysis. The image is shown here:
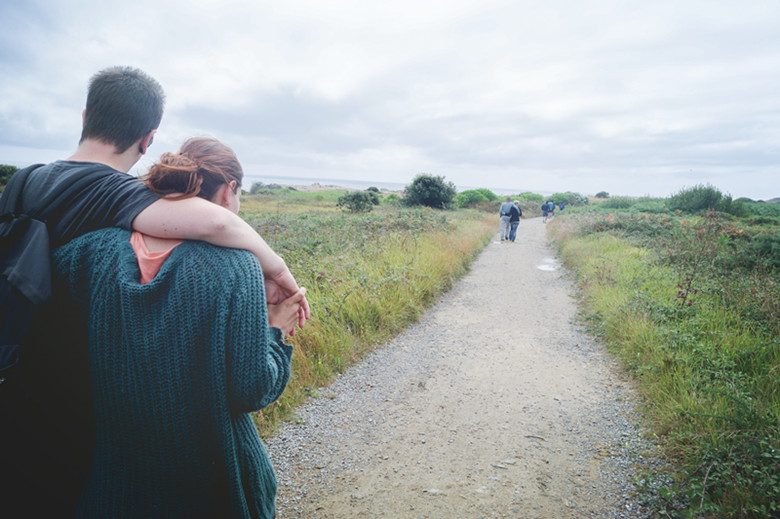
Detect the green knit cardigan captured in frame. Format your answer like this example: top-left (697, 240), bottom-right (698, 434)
top-left (53, 228), bottom-right (293, 519)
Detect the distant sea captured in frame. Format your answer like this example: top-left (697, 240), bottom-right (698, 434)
top-left (245, 175), bottom-right (548, 196)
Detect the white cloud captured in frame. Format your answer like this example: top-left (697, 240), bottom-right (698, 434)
top-left (1, 0), bottom-right (779, 199)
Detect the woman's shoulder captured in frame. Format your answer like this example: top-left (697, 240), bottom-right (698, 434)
top-left (172, 241), bottom-right (262, 275)
top-left (55, 227), bottom-right (130, 253)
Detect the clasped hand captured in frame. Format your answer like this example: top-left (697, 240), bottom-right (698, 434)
top-left (264, 266), bottom-right (311, 335)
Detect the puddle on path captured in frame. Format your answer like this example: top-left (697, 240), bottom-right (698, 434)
top-left (537, 257), bottom-right (560, 271)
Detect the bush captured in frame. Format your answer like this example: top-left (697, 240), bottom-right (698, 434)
top-left (633, 198), bottom-right (668, 213)
top-left (516, 192), bottom-right (544, 202)
top-left (402, 174), bottom-right (457, 209)
top-left (0, 164), bottom-right (19, 192)
top-left (669, 184), bottom-right (722, 212)
top-left (668, 184), bottom-right (746, 216)
top-left (551, 191), bottom-right (589, 206)
top-left (337, 191), bottom-right (377, 213)
top-left (600, 196), bottom-right (634, 209)
top-left (744, 202), bottom-right (780, 218)
top-left (595, 191), bottom-right (610, 198)
top-left (738, 232), bottom-right (780, 271)
top-left (383, 193), bottom-right (401, 206)
top-left (474, 188), bottom-right (498, 201)
top-left (455, 189), bottom-right (489, 208)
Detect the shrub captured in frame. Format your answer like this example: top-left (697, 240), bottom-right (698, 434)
top-left (516, 192), bottom-right (544, 202)
top-left (595, 191), bottom-right (610, 198)
top-left (474, 188), bottom-right (498, 201)
top-left (600, 196), bottom-right (634, 209)
top-left (738, 232), bottom-right (780, 271)
top-left (668, 184), bottom-right (746, 216)
top-left (402, 174), bottom-right (457, 209)
top-left (455, 189), bottom-right (489, 208)
top-left (551, 191), bottom-right (589, 206)
top-left (744, 202), bottom-right (780, 219)
top-left (383, 193), bottom-right (401, 206)
top-left (0, 164), bottom-right (19, 192)
top-left (366, 186), bottom-right (380, 193)
top-left (633, 198), bottom-right (668, 213)
top-left (337, 191), bottom-right (376, 213)
top-left (668, 184), bottom-right (722, 212)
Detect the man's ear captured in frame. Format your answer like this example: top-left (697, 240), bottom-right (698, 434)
top-left (137, 130), bottom-right (157, 155)
top-left (82, 109), bottom-right (87, 126)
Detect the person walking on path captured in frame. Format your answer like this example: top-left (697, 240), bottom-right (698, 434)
top-left (498, 196), bottom-right (514, 241)
top-left (508, 200), bottom-right (522, 242)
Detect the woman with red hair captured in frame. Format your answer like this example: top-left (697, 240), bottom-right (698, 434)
top-left (60, 137), bottom-right (302, 518)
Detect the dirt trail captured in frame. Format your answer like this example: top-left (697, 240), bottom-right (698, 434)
top-left (266, 217), bottom-right (651, 518)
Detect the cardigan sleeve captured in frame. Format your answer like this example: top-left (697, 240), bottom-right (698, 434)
top-left (224, 252), bottom-right (294, 413)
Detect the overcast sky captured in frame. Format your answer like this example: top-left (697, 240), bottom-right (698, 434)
top-left (1, 0), bottom-right (778, 199)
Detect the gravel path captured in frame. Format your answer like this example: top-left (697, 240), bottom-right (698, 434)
top-left (266, 217), bottom-right (656, 518)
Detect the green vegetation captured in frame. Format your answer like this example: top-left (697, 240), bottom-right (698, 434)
top-left (383, 193), bottom-right (401, 206)
top-left (336, 190), bottom-right (380, 213)
top-left (402, 173), bottom-right (457, 209)
top-left (240, 192), bottom-right (495, 438)
top-left (550, 191), bottom-right (589, 206)
top-left (549, 186), bottom-right (779, 517)
top-left (0, 164), bottom-right (19, 192)
top-left (516, 192), bottom-right (544, 202)
top-left (599, 196), bottom-right (635, 209)
top-left (455, 188), bottom-right (498, 208)
top-left (668, 184), bottom-right (747, 217)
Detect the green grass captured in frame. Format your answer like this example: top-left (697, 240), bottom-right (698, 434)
top-left (549, 210), bottom-right (779, 518)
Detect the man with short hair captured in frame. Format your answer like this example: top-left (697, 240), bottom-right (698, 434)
top-left (18, 66), bottom-right (302, 293)
top-left (498, 195), bottom-right (514, 241)
top-left (0, 66), bottom-right (307, 516)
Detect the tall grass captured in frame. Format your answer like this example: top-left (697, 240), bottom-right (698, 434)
top-left (550, 211), bottom-right (779, 517)
top-left (240, 197), bottom-right (496, 434)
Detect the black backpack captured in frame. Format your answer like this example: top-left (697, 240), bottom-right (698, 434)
top-left (1, 163), bottom-right (121, 373)
top-left (0, 164), bottom-right (50, 372)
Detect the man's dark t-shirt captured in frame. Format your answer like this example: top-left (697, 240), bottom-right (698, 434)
top-left (21, 160), bottom-right (158, 246)
top-left (2, 161), bottom-right (159, 516)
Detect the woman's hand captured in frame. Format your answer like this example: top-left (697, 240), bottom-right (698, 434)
top-left (267, 288), bottom-right (307, 336)
top-left (265, 266), bottom-right (311, 329)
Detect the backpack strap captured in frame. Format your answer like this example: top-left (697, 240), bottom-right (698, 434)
top-left (0, 164), bottom-right (44, 216)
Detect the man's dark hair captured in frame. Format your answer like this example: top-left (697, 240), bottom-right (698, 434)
top-left (80, 66), bottom-right (165, 153)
